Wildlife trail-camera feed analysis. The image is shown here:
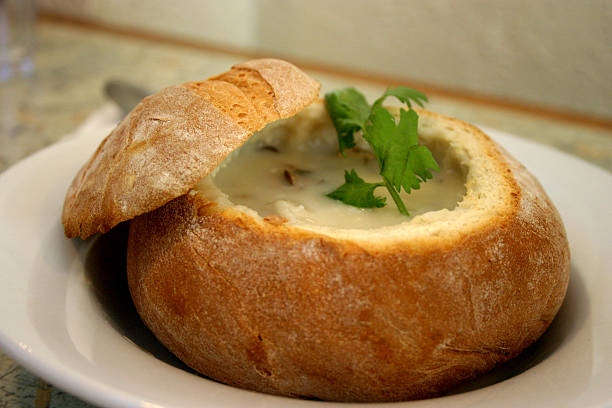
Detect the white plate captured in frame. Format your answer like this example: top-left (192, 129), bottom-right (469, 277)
top-left (0, 125), bottom-right (611, 408)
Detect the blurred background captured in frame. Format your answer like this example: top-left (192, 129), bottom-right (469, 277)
top-left (37, 0), bottom-right (612, 120)
top-left (0, 1), bottom-right (611, 406)
top-left (1, 0), bottom-right (611, 174)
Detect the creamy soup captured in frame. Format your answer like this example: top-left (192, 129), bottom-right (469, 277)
top-left (211, 122), bottom-right (466, 229)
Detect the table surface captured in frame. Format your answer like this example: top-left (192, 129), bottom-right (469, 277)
top-left (1, 18), bottom-right (611, 408)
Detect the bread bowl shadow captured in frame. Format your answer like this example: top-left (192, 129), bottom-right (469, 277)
top-left (84, 221), bottom-right (588, 400)
top-left (83, 222), bottom-right (199, 377)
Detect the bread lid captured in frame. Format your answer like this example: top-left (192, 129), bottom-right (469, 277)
top-left (62, 59), bottom-right (320, 239)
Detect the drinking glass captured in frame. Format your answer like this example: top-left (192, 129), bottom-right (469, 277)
top-left (0, 0), bottom-right (35, 81)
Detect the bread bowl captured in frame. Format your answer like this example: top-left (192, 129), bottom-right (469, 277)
top-left (62, 59), bottom-right (570, 402)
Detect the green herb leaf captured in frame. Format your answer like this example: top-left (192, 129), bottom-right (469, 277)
top-left (324, 86), bottom-right (439, 216)
top-left (324, 88), bottom-right (371, 154)
top-left (373, 86), bottom-right (428, 109)
top-left (326, 169), bottom-right (386, 209)
top-left (366, 106), bottom-right (439, 193)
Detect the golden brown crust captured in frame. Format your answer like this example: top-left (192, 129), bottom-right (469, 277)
top-left (211, 67), bottom-right (280, 123)
top-left (126, 110), bottom-right (570, 401)
top-left (62, 59), bottom-right (320, 239)
top-left (234, 59), bottom-right (321, 117)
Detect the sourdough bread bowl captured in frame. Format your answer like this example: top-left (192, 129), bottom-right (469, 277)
top-left (62, 59), bottom-right (570, 402)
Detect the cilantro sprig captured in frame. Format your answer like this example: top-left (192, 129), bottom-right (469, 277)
top-left (326, 169), bottom-right (386, 209)
top-left (324, 87), bottom-right (439, 216)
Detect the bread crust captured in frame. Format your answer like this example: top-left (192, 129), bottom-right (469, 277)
top-left (126, 109), bottom-right (570, 401)
top-left (62, 59), bottom-right (320, 239)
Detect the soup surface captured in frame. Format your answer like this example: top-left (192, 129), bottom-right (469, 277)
top-left (212, 126), bottom-right (465, 229)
